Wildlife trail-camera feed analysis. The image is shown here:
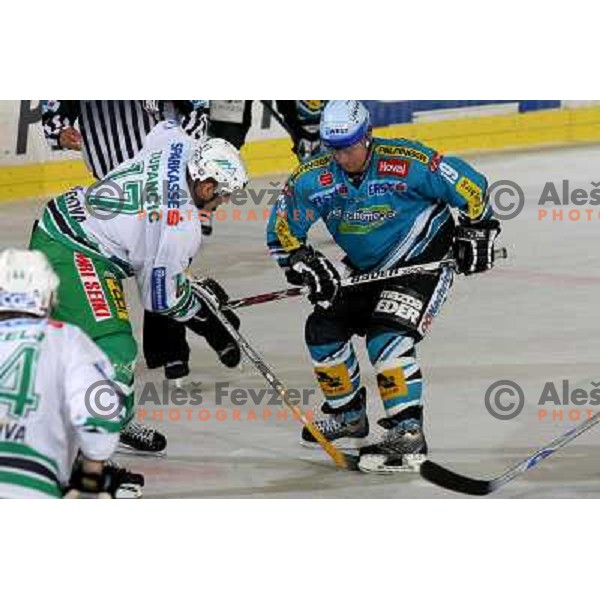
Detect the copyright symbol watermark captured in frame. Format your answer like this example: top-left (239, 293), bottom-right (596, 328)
top-left (484, 379), bottom-right (525, 420)
top-left (85, 379), bottom-right (124, 421)
top-left (488, 180), bottom-right (525, 221)
top-left (84, 181), bottom-right (126, 221)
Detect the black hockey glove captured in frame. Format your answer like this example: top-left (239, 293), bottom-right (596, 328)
top-left (453, 218), bottom-right (501, 275)
top-left (187, 278), bottom-right (241, 368)
top-left (64, 458), bottom-right (128, 499)
top-left (284, 266), bottom-right (305, 287)
top-left (191, 277), bottom-right (230, 313)
top-left (288, 246), bottom-right (340, 306)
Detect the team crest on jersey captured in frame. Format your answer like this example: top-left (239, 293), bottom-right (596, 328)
top-left (74, 253), bottom-right (112, 321)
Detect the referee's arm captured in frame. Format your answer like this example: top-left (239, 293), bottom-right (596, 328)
top-left (41, 100), bottom-right (81, 150)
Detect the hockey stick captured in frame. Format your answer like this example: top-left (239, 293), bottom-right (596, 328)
top-left (227, 260), bottom-right (454, 310)
top-left (420, 411), bottom-right (600, 496)
top-left (227, 247), bottom-right (509, 311)
top-left (190, 280), bottom-right (359, 470)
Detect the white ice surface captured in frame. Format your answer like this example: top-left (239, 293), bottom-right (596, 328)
top-left (3, 144), bottom-right (600, 497)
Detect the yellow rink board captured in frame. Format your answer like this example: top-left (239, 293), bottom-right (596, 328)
top-left (2, 104), bottom-right (600, 203)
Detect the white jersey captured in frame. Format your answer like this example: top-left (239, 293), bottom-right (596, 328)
top-left (37, 122), bottom-right (204, 321)
top-left (0, 317), bottom-right (120, 498)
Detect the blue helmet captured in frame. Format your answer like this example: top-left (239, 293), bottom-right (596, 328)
top-left (319, 100), bottom-right (371, 149)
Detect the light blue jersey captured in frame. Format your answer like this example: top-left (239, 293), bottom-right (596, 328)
top-left (267, 137), bottom-right (492, 271)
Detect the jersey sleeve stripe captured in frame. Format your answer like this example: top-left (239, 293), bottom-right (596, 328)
top-left (0, 470), bottom-right (62, 498)
top-left (0, 441), bottom-right (59, 473)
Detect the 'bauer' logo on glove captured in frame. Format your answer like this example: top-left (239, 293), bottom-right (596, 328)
top-left (454, 219), bottom-right (501, 275)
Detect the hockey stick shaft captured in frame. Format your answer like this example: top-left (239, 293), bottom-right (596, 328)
top-left (227, 247), bottom-right (508, 311)
top-left (191, 281), bottom-right (355, 470)
top-left (227, 259), bottom-right (454, 311)
top-left (494, 409), bottom-right (600, 489)
top-left (260, 101), bottom-right (296, 138)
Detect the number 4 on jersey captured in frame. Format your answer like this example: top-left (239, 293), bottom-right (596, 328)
top-left (0, 344), bottom-right (40, 418)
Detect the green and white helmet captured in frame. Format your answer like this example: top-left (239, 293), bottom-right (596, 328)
top-left (0, 249), bottom-right (59, 317)
top-left (187, 137), bottom-right (248, 194)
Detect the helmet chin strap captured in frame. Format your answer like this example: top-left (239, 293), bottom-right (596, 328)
top-left (361, 135), bottom-right (373, 169)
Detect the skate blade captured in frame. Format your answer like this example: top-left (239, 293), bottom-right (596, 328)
top-left (166, 379), bottom-right (203, 391)
top-left (300, 436), bottom-right (369, 451)
top-left (116, 444), bottom-right (167, 458)
top-left (358, 453), bottom-right (426, 474)
top-left (115, 484), bottom-right (143, 499)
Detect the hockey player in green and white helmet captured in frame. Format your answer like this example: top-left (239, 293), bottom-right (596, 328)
top-left (0, 248), bottom-right (130, 498)
top-left (30, 121), bottom-right (248, 456)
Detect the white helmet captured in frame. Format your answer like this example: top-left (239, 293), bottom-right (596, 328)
top-left (187, 137), bottom-right (248, 195)
top-left (0, 249), bottom-right (59, 317)
top-left (320, 100), bottom-right (371, 149)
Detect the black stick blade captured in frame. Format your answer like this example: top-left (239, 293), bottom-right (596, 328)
top-left (420, 460), bottom-right (494, 496)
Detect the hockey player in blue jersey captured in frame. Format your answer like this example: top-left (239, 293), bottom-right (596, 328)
top-left (266, 100), bottom-right (501, 473)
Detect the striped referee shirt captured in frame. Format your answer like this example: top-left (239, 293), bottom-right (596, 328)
top-left (41, 100), bottom-right (207, 179)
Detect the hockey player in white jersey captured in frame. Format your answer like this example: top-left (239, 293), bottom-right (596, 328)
top-left (29, 121), bottom-right (249, 455)
top-left (0, 249), bottom-right (126, 498)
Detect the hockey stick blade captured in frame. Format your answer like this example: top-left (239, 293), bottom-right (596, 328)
top-left (191, 279), bottom-right (356, 471)
top-left (421, 409), bottom-right (600, 495)
top-left (419, 460), bottom-right (494, 496)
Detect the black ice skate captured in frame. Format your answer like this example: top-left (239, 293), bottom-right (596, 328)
top-left (301, 387), bottom-right (369, 450)
top-left (358, 414), bottom-right (427, 474)
top-left (119, 421), bottom-right (167, 456)
top-left (164, 360), bottom-right (190, 387)
top-left (105, 460), bottom-right (145, 499)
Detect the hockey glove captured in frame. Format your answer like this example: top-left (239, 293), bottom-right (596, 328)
top-left (187, 278), bottom-right (242, 368)
top-left (454, 218), bottom-right (501, 275)
top-left (65, 458), bottom-right (120, 499)
top-left (288, 246), bottom-right (340, 307)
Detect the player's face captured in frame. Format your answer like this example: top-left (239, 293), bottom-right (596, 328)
top-left (332, 139), bottom-right (369, 174)
top-left (193, 179), bottom-right (231, 211)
